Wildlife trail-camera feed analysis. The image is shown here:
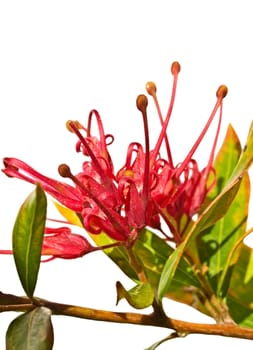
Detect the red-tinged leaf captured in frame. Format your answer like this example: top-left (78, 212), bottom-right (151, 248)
top-left (116, 281), bottom-right (154, 309)
top-left (6, 307), bottom-right (54, 350)
top-left (12, 184), bottom-right (47, 297)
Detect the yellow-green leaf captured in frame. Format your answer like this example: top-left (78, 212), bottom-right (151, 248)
top-left (116, 281), bottom-right (154, 309)
top-left (53, 201), bottom-right (83, 227)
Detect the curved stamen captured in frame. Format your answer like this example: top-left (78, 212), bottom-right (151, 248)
top-left (87, 109), bottom-right (108, 153)
top-left (68, 121), bottom-right (111, 183)
top-left (123, 142), bottom-right (144, 170)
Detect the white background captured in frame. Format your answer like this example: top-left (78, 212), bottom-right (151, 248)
top-left (0, 1), bottom-right (253, 349)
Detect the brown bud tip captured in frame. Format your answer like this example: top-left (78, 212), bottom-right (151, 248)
top-left (171, 61), bottom-right (181, 75)
top-left (216, 85), bottom-right (228, 99)
top-left (58, 164), bottom-right (72, 178)
top-left (136, 94), bottom-right (148, 113)
top-left (66, 120), bottom-right (74, 132)
top-left (66, 120), bottom-right (83, 132)
top-left (146, 81), bottom-right (157, 97)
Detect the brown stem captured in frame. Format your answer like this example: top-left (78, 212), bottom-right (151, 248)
top-left (41, 300), bottom-right (253, 339)
top-left (0, 292), bottom-right (253, 340)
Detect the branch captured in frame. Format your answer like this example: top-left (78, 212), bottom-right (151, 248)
top-left (1, 292), bottom-right (253, 340)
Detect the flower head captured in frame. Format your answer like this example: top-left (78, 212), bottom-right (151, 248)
top-left (2, 61), bottom-right (228, 249)
top-left (3, 110), bottom-right (149, 245)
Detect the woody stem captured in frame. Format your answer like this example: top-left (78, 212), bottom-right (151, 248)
top-left (1, 292), bottom-right (253, 340)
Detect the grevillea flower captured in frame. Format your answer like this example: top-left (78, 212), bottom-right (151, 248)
top-left (2, 61), bottom-right (228, 249)
top-left (2, 111), bottom-right (148, 244)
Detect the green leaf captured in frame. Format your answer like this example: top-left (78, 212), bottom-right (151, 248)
top-left (227, 243), bottom-right (253, 328)
top-left (158, 176), bottom-right (242, 300)
top-left (12, 184), bottom-right (47, 297)
top-left (133, 230), bottom-right (204, 311)
top-left (197, 173), bottom-right (250, 297)
top-left (6, 307), bottom-right (54, 350)
top-left (193, 125), bottom-right (250, 296)
top-left (116, 281), bottom-right (154, 309)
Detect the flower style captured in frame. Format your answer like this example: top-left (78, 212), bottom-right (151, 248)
top-left (2, 61), bottom-right (228, 251)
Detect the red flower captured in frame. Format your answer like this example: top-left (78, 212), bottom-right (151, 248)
top-left (2, 61), bottom-right (228, 247)
top-left (3, 110), bottom-right (149, 244)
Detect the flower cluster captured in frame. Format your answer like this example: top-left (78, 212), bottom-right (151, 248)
top-left (2, 62), bottom-right (227, 259)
